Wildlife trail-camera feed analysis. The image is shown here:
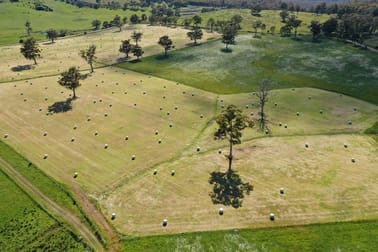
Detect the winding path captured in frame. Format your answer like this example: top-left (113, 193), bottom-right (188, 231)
top-left (0, 157), bottom-right (104, 252)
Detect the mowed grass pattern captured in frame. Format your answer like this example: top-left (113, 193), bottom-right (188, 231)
top-left (119, 35), bottom-right (378, 104)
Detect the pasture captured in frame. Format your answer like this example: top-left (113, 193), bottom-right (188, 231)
top-left (119, 34), bottom-right (378, 104)
top-left (0, 165), bottom-right (88, 250)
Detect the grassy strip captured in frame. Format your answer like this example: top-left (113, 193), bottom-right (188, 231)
top-left (0, 140), bottom-right (106, 246)
top-left (122, 220), bottom-right (378, 251)
top-left (365, 121), bottom-right (378, 135)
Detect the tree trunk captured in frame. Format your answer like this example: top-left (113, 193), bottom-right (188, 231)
top-left (260, 103), bottom-right (265, 129)
top-left (73, 88), bottom-right (76, 99)
top-left (33, 57), bottom-right (37, 65)
top-left (90, 63), bottom-right (94, 73)
top-left (228, 140), bottom-right (233, 172)
top-left (164, 48), bottom-right (167, 56)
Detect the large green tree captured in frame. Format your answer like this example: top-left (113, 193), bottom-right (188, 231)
top-left (58, 67), bottom-right (82, 99)
top-left (207, 18), bottom-right (215, 32)
top-left (80, 45), bottom-right (97, 73)
top-left (92, 19), bottom-right (101, 30)
top-left (158, 35), bottom-right (173, 56)
top-left (20, 38), bottom-right (41, 65)
top-left (131, 31), bottom-right (143, 46)
top-left (187, 27), bottom-right (203, 45)
top-left (214, 104), bottom-right (253, 172)
top-left (221, 24), bottom-right (238, 51)
top-left (132, 45), bottom-right (144, 59)
top-left (256, 79), bottom-right (270, 131)
top-left (46, 29), bottom-right (58, 43)
top-left (309, 20), bottom-right (322, 41)
top-left (287, 15), bottom-right (302, 37)
top-left (119, 39), bottom-right (133, 58)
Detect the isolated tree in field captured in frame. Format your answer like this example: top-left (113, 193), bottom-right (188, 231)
top-left (192, 15), bottom-right (202, 27)
top-left (221, 24), bottom-right (237, 51)
top-left (256, 79), bottom-right (270, 131)
top-left (187, 27), bottom-right (203, 45)
top-left (119, 39), bottom-right (133, 58)
top-left (309, 20), bottom-right (322, 41)
top-left (279, 10), bottom-right (289, 23)
top-left (131, 31), bottom-right (142, 46)
top-left (92, 19), bottom-right (101, 30)
top-left (25, 21), bottom-right (32, 36)
top-left (130, 14), bottom-right (139, 24)
top-left (132, 45), bottom-right (144, 60)
top-left (252, 20), bottom-right (262, 34)
top-left (80, 44), bottom-right (96, 73)
top-left (261, 23), bottom-right (267, 34)
top-left (112, 15), bottom-right (123, 31)
top-left (158, 35), bottom-right (173, 56)
top-left (20, 38), bottom-right (41, 65)
top-left (207, 18), bottom-right (215, 32)
top-left (287, 15), bottom-right (302, 37)
top-left (231, 14), bottom-right (243, 29)
top-left (46, 29), bottom-right (58, 43)
top-left (214, 104), bottom-right (253, 172)
top-left (58, 67), bottom-right (82, 99)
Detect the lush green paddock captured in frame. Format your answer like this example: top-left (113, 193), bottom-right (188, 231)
top-left (118, 35), bottom-right (378, 105)
top-left (0, 0), bottom-right (144, 44)
top-left (122, 220), bottom-right (378, 252)
top-left (0, 168), bottom-right (88, 250)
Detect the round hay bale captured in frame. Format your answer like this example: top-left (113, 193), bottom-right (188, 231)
top-left (134, 103), bottom-right (137, 106)
top-left (167, 112), bottom-right (170, 116)
top-left (280, 188), bottom-right (284, 194)
top-left (183, 91), bottom-right (186, 94)
top-left (196, 147), bottom-right (201, 152)
top-left (320, 110), bottom-right (323, 114)
top-left (250, 112), bottom-right (254, 116)
top-left (292, 88), bottom-right (295, 91)
top-left (348, 120), bottom-right (352, 125)
top-left (160, 107), bottom-right (163, 111)
top-left (45, 97), bottom-right (48, 101)
top-left (265, 129), bottom-right (269, 134)
top-left (308, 96), bottom-right (311, 100)
top-left (20, 93), bottom-right (23, 96)
top-left (270, 213), bottom-right (275, 221)
top-left (143, 91), bottom-right (146, 95)
top-left (112, 91), bottom-right (115, 94)
top-left (104, 113), bottom-right (108, 117)
top-left (4, 133), bottom-right (9, 139)
top-left (43, 131), bottom-right (48, 136)
top-left (174, 106), bottom-right (178, 110)
top-left (155, 130), bottom-right (159, 135)
top-left (109, 104), bottom-right (112, 108)
top-left (99, 99), bottom-right (102, 103)
top-left (200, 114), bottom-right (204, 118)
top-left (305, 143), bottom-right (309, 148)
top-left (73, 172), bottom-right (78, 178)
top-left (93, 100), bottom-right (96, 104)
top-left (96, 84), bottom-right (98, 87)
top-left (163, 86), bottom-right (166, 89)
top-left (274, 103), bottom-right (278, 106)
top-left (351, 158), bottom-right (356, 163)
top-left (131, 155), bottom-right (136, 160)
top-left (116, 82), bottom-right (119, 85)
top-left (39, 108), bottom-right (42, 112)
top-left (104, 144), bottom-right (108, 149)
top-left (71, 137), bottom-right (75, 142)
top-left (353, 107), bottom-right (357, 111)
top-left (344, 144), bottom-right (348, 148)
top-left (245, 105), bottom-right (249, 109)
top-left (219, 208), bottom-right (224, 215)
top-left (171, 170), bottom-right (175, 176)
top-left (125, 136), bottom-right (129, 141)
top-left (23, 98), bottom-right (27, 102)
top-left (169, 123), bottom-right (173, 128)
top-left (158, 139), bottom-right (162, 144)
top-left (73, 125), bottom-right (77, 130)
top-left (153, 169), bottom-right (158, 175)
top-left (221, 105), bottom-right (224, 109)
top-left (162, 96), bottom-right (166, 99)
top-left (284, 124), bottom-right (288, 128)
top-left (124, 91), bottom-right (127, 94)
top-left (296, 112), bottom-right (300, 116)
top-left (279, 122), bottom-right (282, 126)
top-left (111, 213), bottom-right (116, 220)
top-left (218, 149), bottom-right (222, 154)
top-left (43, 154), bottom-right (48, 159)
top-left (162, 219), bottom-right (168, 227)
top-left (94, 131), bottom-right (98, 136)
top-left (191, 93), bottom-right (195, 97)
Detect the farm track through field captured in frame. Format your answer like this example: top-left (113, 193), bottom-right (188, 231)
top-left (0, 157), bottom-right (104, 251)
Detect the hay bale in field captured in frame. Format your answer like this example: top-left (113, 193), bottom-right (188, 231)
top-left (197, 147), bottom-right (201, 152)
top-left (348, 120), bottom-right (352, 125)
top-left (320, 110), bottom-right (323, 114)
top-left (351, 158), bottom-right (356, 163)
top-left (296, 112), bottom-right (300, 116)
top-left (104, 113), bottom-right (108, 117)
top-left (163, 86), bottom-right (166, 88)
top-left (218, 149), bottom-right (222, 154)
top-left (162, 219), bottom-right (168, 226)
top-left (124, 91), bottom-right (128, 94)
top-left (219, 208), bottom-right (224, 215)
top-left (174, 106), bottom-right (178, 110)
top-left (24, 98), bottom-right (27, 102)
top-left (171, 170), bottom-right (175, 176)
top-left (344, 144), bottom-right (348, 148)
top-left (112, 91), bottom-right (115, 94)
top-left (125, 136), bottom-right (129, 141)
top-left (99, 99), bottom-right (103, 103)
top-left (191, 93), bottom-right (195, 97)
top-left (280, 188), bottom-right (284, 194)
top-left (45, 97), bottom-right (48, 101)
top-left (20, 93), bottom-right (23, 96)
top-left (73, 172), bottom-right (78, 178)
top-left (155, 130), bottom-right (159, 135)
top-left (162, 96), bottom-right (166, 99)
top-left (111, 213), bottom-right (116, 220)
top-left (305, 143), bottom-right (309, 148)
top-left (353, 107), bottom-right (357, 111)
top-left (245, 105), bottom-right (249, 109)
top-left (4, 133), bottom-right (9, 139)
top-left (270, 213), bottom-right (275, 221)
top-left (274, 103), bottom-right (278, 106)
top-left (158, 139), bottom-right (162, 144)
top-left (169, 123), bottom-right (173, 128)
top-left (167, 112), bottom-right (170, 116)
top-left (279, 122), bottom-right (282, 126)
top-left (134, 103), bottom-right (137, 106)
top-left (104, 144), bottom-right (108, 149)
top-left (200, 114), bottom-right (204, 118)
top-left (250, 112), bottom-right (254, 116)
top-left (143, 91), bottom-right (146, 95)
top-left (71, 137), bottom-right (75, 142)
top-left (94, 131), bottom-right (98, 136)
top-left (109, 104), bottom-right (112, 108)
top-left (131, 155), bottom-right (136, 160)
top-left (39, 108), bottom-right (42, 112)
top-left (43, 131), bottom-right (48, 136)
top-left (153, 169), bottom-right (158, 175)
top-left (93, 100), bottom-right (96, 104)
top-left (160, 107), bottom-right (163, 111)
top-left (308, 96), bottom-right (311, 100)
top-left (265, 129), bottom-right (269, 134)
top-left (73, 125), bottom-right (77, 130)
top-left (43, 154), bottom-right (48, 159)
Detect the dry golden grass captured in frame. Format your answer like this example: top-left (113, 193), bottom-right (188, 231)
top-left (0, 25), bottom-right (219, 82)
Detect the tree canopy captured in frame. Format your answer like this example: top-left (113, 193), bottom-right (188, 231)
top-left (46, 29), bottom-right (58, 43)
top-left (20, 37), bottom-right (41, 65)
top-left (158, 35), bottom-right (173, 56)
top-left (80, 44), bottom-right (97, 72)
top-left (58, 67), bottom-right (82, 99)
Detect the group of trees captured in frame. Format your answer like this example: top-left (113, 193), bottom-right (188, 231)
top-left (279, 12), bottom-right (302, 37)
top-left (119, 31), bottom-right (144, 60)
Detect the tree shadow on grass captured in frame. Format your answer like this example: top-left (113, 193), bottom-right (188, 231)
top-left (220, 48), bottom-right (233, 53)
top-left (11, 64), bottom-right (33, 72)
top-left (48, 97), bottom-right (74, 114)
top-left (209, 170), bottom-right (253, 209)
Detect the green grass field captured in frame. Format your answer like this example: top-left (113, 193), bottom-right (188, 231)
top-left (122, 220), bottom-right (378, 251)
top-left (0, 0), bottom-right (145, 44)
top-left (118, 34), bottom-right (378, 105)
top-left (0, 167), bottom-right (88, 250)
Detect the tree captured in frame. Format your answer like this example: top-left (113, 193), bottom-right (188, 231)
top-left (20, 38), bottom-right (41, 65)
top-left (131, 31), bottom-right (142, 46)
top-left (309, 20), bottom-right (322, 41)
top-left (25, 21), bottom-right (32, 36)
top-left (207, 18), bottom-right (215, 32)
top-left (287, 15), bottom-right (302, 37)
top-left (158, 35), bottom-right (173, 56)
top-left (251, 4), bottom-right (262, 16)
top-left (130, 14), bottom-right (139, 24)
top-left (119, 39), bottom-right (133, 58)
top-left (221, 24), bottom-right (237, 51)
top-left (80, 45), bottom-right (96, 73)
top-left (214, 104), bottom-right (253, 172)
top-left (270, 26), bottom-right (276, 35)
top-left (255, 79), bottom-right (270, 131)
top-left (132, 45), bottom-right (144, 60)
top-left (252, 20), bottom-right (262, 34)
top-left (102, 21), bottom-right (110, 29)
top-left (280, 10), bottom-right (289, 23)
top-left (231, 14), bottom-right (243, 29)
top-left (192, 15), bottom-right (202, 27)
top-left (280, 24), bottom-right (292, 36)
top-left (187, 27), bottom-right (203, 45)
top-left (58, 67), bottom-right (82, 99)
top-left (322, 17), bottom-right (338, 36)
top-left (46, 29), bottom-right (58, 43)
top-left (92, 19), bottom-right (101, 30)
top-left (112, 15), bottom-right (124, 31)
